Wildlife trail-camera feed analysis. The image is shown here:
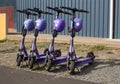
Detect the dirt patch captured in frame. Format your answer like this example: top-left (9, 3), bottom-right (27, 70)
top-left (0, 39), bottom-right (120, 84)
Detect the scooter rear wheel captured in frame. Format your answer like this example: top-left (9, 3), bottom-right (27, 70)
top-left (68, 60), bottom-right (75, 75)
top-left (86, 52), bottom-right (95, 65)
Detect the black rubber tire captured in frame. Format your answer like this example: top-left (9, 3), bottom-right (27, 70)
top-left (16, 55), bottom-right (22, 66)
top-left (68, 61), bottom-right (75, 75)
top-left (16, 53), bottom-right (19, 62)
top-left (45, 58), bottom-right (52, 71)
top-left (43, 48), bottom-right (49, 55)
top-left (28, 56), bottom-right (31, 67)
top-left (67, 58), bottom-right (70, 70)
top-left (86, 52), bottom-right (95, 65)
top-left (29, 57), bottom-right (35, 69)
top-left (54, 49), bottom-right (61, 57)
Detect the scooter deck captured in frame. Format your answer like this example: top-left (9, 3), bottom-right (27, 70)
top-left (36, 54), bottom-right (46, 63)
top-left (36, 54), bottom-right (45, 58)
top-left (75, 57), bottom-right (93, 66)
top-left (53, 56), bottom-right (67, 64)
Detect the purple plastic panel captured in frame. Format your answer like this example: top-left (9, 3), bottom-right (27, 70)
top-left (74, 18), bottom-right (83, 32)
top-left (54, 56), bottom-right (67, 64)
top-left (24, 19), bottom-right (35, 31)
top-left (37, 56), bottom-right (46, 63)
top-left (53, 19), bottom-right (65, 32)
top-left (35, 19), bottom-right (46, 31)
top-left (75, 57), bottom-right (93, 66)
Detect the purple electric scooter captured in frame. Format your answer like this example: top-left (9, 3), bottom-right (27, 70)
top-left (16, 9), bottom-right (36, 66)
top-left (61, 6), bottom-right (95, 74)
top-left (27, 8), bottom-right (53, 69)
top-left (44, 7), bottom-right (72, 71)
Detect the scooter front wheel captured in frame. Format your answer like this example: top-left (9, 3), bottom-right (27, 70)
top-left (28, 57), bottom-right (35, 69)
top-left (45, 58), bottom-right (52, 71)
top-left (43, 48), bottom-right (49, 55)
top-left (68, 60), bottom-right (75, 75)
top-left (54, 49), bottom-right (61, 57)
top-left (16, 54), bottom-right (23, 66)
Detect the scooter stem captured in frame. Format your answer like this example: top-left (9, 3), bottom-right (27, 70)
top-left (56, 12), bottom-right (59, 19)
top-left (49, 36), bottom-right (55, 52)
top-left (69, 36), bottom-right (75, 54)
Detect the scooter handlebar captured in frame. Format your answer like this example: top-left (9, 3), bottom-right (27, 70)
top-left (27, 8), bottom-right (36, 12)
top-left (31, 13), bottom-right (37, 16)
top-left (61, 11), bottom-right (72, 15)
top-left (47, 6), bottom-right (55, 11)
top-left (17, 9), bottom-right (37, 16)
top-left (47, 6), bottom-right (71, 15)
top-left (60, 6), bottom-right (89, 13)
top-left (17, 9), bottom-right (29, 14)
top-left (43, 12), bottom-right (53, 15)
top-left (27, 8), bottom-right (53, 15)
top-left (17, 10), bottom-right (24, 13)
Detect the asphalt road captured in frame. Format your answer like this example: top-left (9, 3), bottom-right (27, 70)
top-left (0, 66), bottom-right (97, 84)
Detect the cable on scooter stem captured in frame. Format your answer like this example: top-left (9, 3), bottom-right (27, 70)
top-left (60, 6), bottom-right (89, 13)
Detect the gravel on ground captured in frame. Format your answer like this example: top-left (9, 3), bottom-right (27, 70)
top-left (0, 34), bottom-right (120, 84)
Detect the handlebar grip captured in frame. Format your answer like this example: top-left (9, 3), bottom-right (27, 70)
top-left (17, 10), bottom-right (24, 13)
top-left (17, 9), bottom-right (29, 13)
top-left (17, 9), bottom-right (36, 15)
top-left (75, 9), bottom-right (89, 13)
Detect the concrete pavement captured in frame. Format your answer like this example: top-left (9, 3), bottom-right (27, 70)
top-left (0, 66), bottom-right (97, 84)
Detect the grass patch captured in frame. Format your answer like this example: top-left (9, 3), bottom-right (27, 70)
top-left (0, 40), bottom-right (108, 53)
top-left (89, 45), bottom-right (106, 51)
top-left (107, 51), bottom-right (114, 54)
top-left (0, 39), bottom-right (20, 44)
top-left (26, 45), bottom-right (32, 50)
top-left (0, 39), bottom-right (11, 43)
top-left (12, 46), bottom-right (19, 50)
